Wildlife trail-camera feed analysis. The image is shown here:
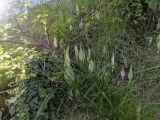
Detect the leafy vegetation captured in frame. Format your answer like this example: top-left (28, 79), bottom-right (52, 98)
top-left (0, 0), bottom-right (160, 120)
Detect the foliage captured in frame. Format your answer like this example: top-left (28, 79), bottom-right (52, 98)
top-left (0, 0), bottom-right (160, 120)
top-left (0, 46), bottom-right (36, 119)
top-left (0, 46), bottom-right (37, 89)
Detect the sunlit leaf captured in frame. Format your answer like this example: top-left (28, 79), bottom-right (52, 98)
top-left (0, 48), bottom-right (3, 55)
top-left (17, 47), bottom-right (23, 50)
top-left (40, 19), bottom-right (47, 25)
top-left (37, 14), bottom-right (41, 19)
top-left (24, 2), bottom-right (30, 7)
top-left (43, 13), bottom-right (48, 17)
top-left (4, 54), bottom-right (11, 59)
top-left (4, 23), bottom-right (12, 29)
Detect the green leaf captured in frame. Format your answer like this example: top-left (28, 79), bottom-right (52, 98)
top-left (29, 97), bottom-right (38, 109)
top-left (64, 46), bottom-right (75, 84)
top-left (64, 66), bottom-right (75, 84)
top-left (38, 86), bottom-right (46, 98)
top-left (148, 0), bottom-right (158, 11)
top-left (34, 93), bottom-right (54, 120)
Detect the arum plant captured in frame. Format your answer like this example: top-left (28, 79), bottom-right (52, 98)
top-left (64, 46), bottom-right (75, 85)
top-left (54, 37), bottom-right (58, 48)
top-left (111, 53), bottom-right (115, 72)
top-left (76, 4), bottom-right (80, 15)
top-left (87, 47), bottom-right (91, 61)
top-left (74, 45), bottom-right (79, 59)
top-left (128, 65), bottom-right (133, 84)
top-left (157, 34), bottom-right (160, 53)
top-left (88, 60), bottom-right (95, 72)
top-left (79, 45), bottom-right (85, 62)
top-left (120, 67), bottom-right (125, 80)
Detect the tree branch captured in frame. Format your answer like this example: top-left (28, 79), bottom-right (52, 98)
top-left (0, 40), bottom-right (41, 46)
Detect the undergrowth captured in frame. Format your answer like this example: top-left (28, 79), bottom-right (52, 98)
top-left (0, 0), bottom-right (160, 120)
